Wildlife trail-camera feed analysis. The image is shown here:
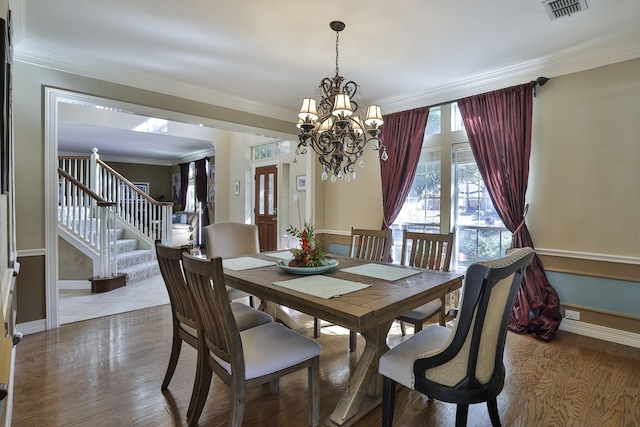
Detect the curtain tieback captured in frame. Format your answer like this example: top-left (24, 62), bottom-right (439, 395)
top-left (509, 204), bottom-right (529, 249)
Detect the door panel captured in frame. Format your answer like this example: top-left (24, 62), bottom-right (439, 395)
top-left (255, 165), bottom-right (278, 251)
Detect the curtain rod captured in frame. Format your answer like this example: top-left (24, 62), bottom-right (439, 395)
top-left (423, 76), bottom-right (550, 109)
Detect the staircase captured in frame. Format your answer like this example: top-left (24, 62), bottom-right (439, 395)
top-left (114, 229), bottom-right (160, 285)
top-left (57, 151), bottom-right (173, 291)
top-left (57, 208), bottom-right (161, 287)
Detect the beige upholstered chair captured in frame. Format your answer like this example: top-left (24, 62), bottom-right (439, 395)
top-left (154, 242), bottom-right (273, 419)
top-left (181, 253), bottom-right (322, 427)
top-left (314, 227), bottom-right (392, 351)
top-left (204, 221), bottom-right (260, 305)
top-left (379, 247), bottom-right (535, 427)
top-left (171, 211), bottom-right (199, 247)
top-left (204, 221), bottom-right (261, 258)
top-left (396, 231), bottom-right (454, 335)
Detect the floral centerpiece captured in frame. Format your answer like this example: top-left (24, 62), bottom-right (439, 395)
top-left (286, 222), bottom-right (329, 267)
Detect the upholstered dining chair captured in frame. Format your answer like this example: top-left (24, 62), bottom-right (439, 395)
top-left (379, 247), bottom-right (535, 427)
top-left (204, 221), bottom-right (260, 305)
top-left (314, 227), bottom-right (393, 351)
top-left (181, 253), bottom-right (322, 427)
top-left (154, 242), bottom-right (273, 418)
top-left (396, 231), bottom-right (454, 335)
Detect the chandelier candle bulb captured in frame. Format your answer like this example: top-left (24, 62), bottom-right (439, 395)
top-left (332, 94), bottom-right (353, 117)
top-left (295, 20), bottom-right (387, 182)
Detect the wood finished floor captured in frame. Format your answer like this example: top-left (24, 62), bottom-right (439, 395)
top-left (12, 305), bottom-right (640, 426)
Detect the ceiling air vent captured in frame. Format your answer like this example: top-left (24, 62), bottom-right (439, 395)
top-left (542, 0), bottom-right (588, 21)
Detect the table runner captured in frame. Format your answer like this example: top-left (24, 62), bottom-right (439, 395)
top-left (273, 275), bottom-right (370, 299)
top-left (341, 263), bottom-right (422, 281)
top-left (222, 257), bottom-right (276, 271)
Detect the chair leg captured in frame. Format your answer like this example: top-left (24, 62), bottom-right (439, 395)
top-left (382, 376), bottom-right (396, 427)
top-left (349, 330), bottom-right (357, 351)
top-left (455, 404), bottom-right (469, 427)
top-left (414, 322), bottom-right (423, 334)
top-left (487, 398), bottom-right (502, 426)
top-left (269, 378), bottom-right (280, 394)
top-left (249, 295), bottom-right (255, 308)
top-left (399, 320), bottom-right (406, 336)
top-left (309, 357), bottom-right (320, 426)
top-left (161, 327), bottom-right (182, 389)
top-left (187, 360), bottom-right (213, 427)
top-left (439, 295), bottom-right (447, 326)
top-left (230, 377), bottom-right (247, 427)
top-left (313, 317), bottom-right (321, 338)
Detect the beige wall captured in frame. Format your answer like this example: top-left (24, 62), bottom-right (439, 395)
top-left (528, 58), bottom-right (640, 258)
top-left (317, 146), bottom-right (384, 233)
top-left (58, 238), bottom-right (92, 280)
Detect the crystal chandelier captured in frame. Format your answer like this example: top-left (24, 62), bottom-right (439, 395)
top-left (296, 21), bottom-right (387, 183)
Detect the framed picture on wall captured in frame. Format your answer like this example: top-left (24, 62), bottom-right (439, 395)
top-left (296, 175), bottom-right (307, 191)
top-left (133, 182), bottom-right (149, 194)
top-left (172, 172), bottom-right (181, 203)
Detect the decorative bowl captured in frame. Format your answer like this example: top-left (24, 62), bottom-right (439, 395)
top-left (276, 258), bottom-right (339, 275)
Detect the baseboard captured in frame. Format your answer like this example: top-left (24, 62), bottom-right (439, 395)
top-left (559, 319), bottom-right (640, 349)
top-left (15, 319), bottom-right (47, 336)
top-left (58, 280), bottom-right (91, 290)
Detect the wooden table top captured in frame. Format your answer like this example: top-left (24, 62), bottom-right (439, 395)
top-left (222, 253), bottom-right (464, 334)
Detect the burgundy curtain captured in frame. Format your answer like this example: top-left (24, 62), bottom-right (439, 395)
top-left (194, 158), bottom-right (210, 228)
top-left (457, 83), bottom-right (561, 342)
top-left (379, 106), bottom-right (430, 230)
top-left (179, 162), bottom-right (189, 210)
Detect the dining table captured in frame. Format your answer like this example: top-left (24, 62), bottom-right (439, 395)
top-left (221, 251), bottom-right (464, 427)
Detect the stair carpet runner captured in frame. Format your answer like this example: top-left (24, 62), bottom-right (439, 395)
top-left (58, 214), bottom-right (159, 287)
top-left (114, 228), bottom-right (160, 285)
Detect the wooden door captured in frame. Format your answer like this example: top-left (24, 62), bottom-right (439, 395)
top-left (254, 165), bottom-right (278, 251)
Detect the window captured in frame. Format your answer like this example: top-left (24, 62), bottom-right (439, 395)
top-left (451, 102), bottom-right (465, 132)
top-left (425, 106), bottom-right (441, 136)
top-left (453, 147), bottom-right (512, 269)
top-left (185, 163), bottom-right (196, 212)
top-left (252, 140), bottom-right (290, 160)
top-left (394, 149), bottom-right (441, 230)
top-left (391, 104), bottom-right (511, 269)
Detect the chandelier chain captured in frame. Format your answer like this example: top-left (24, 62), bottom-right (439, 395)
top-left (335, 30), bottom-right (340, 76)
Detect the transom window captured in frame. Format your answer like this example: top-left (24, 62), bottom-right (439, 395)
top-left (252, 140), bottom-right (291, 160)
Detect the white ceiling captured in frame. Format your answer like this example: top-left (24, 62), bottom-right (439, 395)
top-left (12, 0), bottom-right (640, 162)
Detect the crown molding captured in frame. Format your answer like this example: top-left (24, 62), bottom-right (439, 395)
top-left (14, 41), bottom-right (298, 122)
top-left (380, 31), bottom-right (640, 113)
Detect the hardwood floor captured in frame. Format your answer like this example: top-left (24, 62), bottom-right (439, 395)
top-left (12, 305), bottom-right (640, 426)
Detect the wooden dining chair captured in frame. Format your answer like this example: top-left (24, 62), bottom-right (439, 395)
top-left (379, 247), bottom-right (535, 427)
top-left (154, 242), bottom-right (273, 418)
top-left (314, 227), bottom-right (393, 351)
top-left (396, 231), bottom-right (454, 335)
top-left (348, 227), bottom-right (393, 263)
top-left (181, 253), bottom-right (322, 427)
top-left (204, 221), bottom-right (260, 305)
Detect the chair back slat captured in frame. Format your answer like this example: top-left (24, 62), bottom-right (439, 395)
top-left (182, 254), bottom-right (244, 377)
top-left (155, 242), bottom-right (198, 330)
top-left (401, 231), bottom-right (453, 272)
top-left (349, 227), bottom-right (392, 262)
